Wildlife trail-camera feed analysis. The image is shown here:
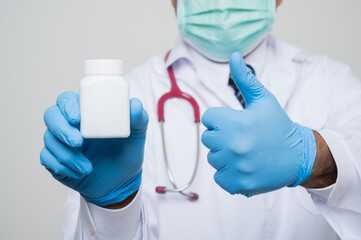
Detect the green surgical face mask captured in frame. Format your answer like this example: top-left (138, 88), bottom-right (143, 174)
top-left (177, 0), bottom-right (276, 62)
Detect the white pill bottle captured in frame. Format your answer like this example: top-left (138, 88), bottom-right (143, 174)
top-left (80, 59), bottom-right (130, 138)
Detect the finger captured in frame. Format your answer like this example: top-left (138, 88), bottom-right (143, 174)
top-left (201, 107), bottom-right (224, 130)
top-left (130, 98), bottom-right (149, 138)
top-left (47, 168), bottom-right (67, 181)
top-left (214, 168), bottom-right (237, 195)
top-left (44, 105), bottom-right (83, 148)
top-left (230, 52), bottom-right (269, 106)
top-left (213, 169), bottom-right (229, 192)
top-left (40, 147), bottom-right (85, 179)
top-left (201, 130), bottom-right (221, 150)
top-left (57, 91), bottom-right (81, 125)
top-left (44, 130), bottom-right (92, 175)
top-left (207, 151), bottom-right (227, 170)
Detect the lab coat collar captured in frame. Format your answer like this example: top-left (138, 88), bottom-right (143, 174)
top-left (166, 35), bottom-right (304, 110)
top-left (167, 37), bottom-right (238, 108)
top-left (166, 36), bottom-right (269, 82)
top-left (165, 37), bottom-right (195, 70)
top-left (166, 36), bottom-right (270, 109)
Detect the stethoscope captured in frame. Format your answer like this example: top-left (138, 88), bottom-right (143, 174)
top-left (155, 51), bottom-right (201, 201)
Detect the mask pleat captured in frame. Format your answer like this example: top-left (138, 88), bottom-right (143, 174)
top-left (178, 0), bottom-right (276, 62)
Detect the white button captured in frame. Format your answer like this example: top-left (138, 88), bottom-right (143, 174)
top-left (337, 195), bottom-right (345, 203)
top-left (89, 225), bottom-right (95, 236)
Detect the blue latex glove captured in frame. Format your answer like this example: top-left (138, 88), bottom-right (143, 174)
top-left (40, 91), bottom-right (149, 206)
top-left (201, 52), bottom-right (317, 197)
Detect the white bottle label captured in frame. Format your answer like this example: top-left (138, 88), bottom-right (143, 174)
top-left (80, 76), bottom-right (130, 138)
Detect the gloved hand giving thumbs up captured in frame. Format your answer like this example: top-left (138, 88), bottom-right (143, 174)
top-left (41, 92), bottom-right (149, 206)
top-left (201, 52), bottom-right (317, 197)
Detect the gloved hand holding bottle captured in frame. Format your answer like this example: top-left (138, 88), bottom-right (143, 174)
top-left (201, 52), bottom-right (317, 197)
top-left (40, 91), bottom-right (149, 206)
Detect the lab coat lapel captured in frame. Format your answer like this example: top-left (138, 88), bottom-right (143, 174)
top-left (261, 36), bottom-right (304, 109)
top-left (263, 59), bottom-right (299, 109)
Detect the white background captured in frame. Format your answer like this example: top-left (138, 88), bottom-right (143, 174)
top-left (0, 0), bottom-right (360, 239)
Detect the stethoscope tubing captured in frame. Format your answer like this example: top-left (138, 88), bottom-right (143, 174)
top-left (156, 51), bottom-right (201, 200)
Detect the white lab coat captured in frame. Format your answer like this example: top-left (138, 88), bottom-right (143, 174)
top-left (62, 35), bottom-right (361, 240)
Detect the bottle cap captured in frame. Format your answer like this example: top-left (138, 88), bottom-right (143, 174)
top-left (85, 59), bottom-right (123, 75)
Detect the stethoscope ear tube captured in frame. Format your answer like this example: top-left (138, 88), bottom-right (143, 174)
top-left (156, 186), bottom-right (199, 201)
top-left (156, 121), bottom-right (200, 201)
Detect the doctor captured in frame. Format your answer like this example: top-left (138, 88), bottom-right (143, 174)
top-left (41, 0), bottom-right (361, 239)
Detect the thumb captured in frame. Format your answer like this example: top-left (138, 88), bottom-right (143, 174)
top-left (130, 98), bottom-right (149, 138)
top-left (230, 52), bottom-right (268, 107)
